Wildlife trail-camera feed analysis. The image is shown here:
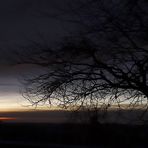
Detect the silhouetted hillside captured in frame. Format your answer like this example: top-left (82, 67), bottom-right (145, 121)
top-left (0, 123), bottom-right (148, 147)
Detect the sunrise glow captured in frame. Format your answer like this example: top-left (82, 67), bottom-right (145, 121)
top-left (0, 117), bottom-right (16, 121)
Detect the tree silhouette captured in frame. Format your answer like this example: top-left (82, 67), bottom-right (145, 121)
top-left (22, 0), bottom-right (148, 121)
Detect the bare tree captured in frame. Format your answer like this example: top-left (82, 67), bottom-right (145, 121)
top-left (22, 0), bottom-right (148, 122)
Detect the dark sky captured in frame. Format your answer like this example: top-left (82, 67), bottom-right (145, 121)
top-left (0, 0), bottom-right (75, 64)
top-left (0, 0), bottom-right (147, 123)
top-left (0, 0), bottom-right (74, 112)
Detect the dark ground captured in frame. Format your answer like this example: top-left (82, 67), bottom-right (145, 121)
top-left (0, 122), bottom-right (148, 148)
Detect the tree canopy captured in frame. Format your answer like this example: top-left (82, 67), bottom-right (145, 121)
top-left (22, 0), bottom-right (148, 121)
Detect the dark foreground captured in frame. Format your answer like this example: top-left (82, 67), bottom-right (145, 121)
top-left (0, 122), bottom-right (148, 148)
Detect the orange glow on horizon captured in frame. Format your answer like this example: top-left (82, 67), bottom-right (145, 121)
top-left (0, 117), bottom-right (16, 121)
